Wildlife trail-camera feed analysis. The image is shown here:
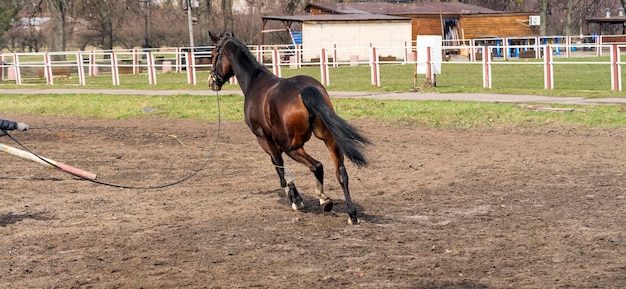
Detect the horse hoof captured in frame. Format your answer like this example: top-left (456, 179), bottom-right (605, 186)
top-left (291, 202), bottom-right (304, 211)
top-left (320, 199), bottom-right (333, 212)
top-left (348, 217), bottom-right (360, 225)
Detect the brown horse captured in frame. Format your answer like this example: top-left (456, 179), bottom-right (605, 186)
top-left (207, 32), bottom-right (370, 224)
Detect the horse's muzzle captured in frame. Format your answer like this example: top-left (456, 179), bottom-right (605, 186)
top-left (207, 75), bottom-right (222, 91)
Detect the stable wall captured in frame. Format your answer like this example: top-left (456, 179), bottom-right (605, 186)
top-left (460, 14), bottom-right (538, 39)
top-left (411, 16), bottom-right (444, 37)
top-left (302, 20), bottom-right (412, 62)
top-left (406, 14), bottom-right (539, 42)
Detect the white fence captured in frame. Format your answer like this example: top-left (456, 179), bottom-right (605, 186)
top-left (0, 48), bottom-right (211, 86)
top-left (1, 35), bottom-right (625, 91)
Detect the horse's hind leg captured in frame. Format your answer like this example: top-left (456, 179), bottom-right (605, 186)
top-left (256, 137), bottom-right (304, 210)
top-left (337, 163), bottom-right (358, 224)
top-left (323, 140), bottom-right (359, 224)
top-left (284, 149), bottom-right (333, 212)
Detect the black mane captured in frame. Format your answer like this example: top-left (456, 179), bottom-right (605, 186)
top-left (225, 36), bottom-right (267, 73)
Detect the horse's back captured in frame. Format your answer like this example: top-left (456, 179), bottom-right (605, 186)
top-left (261, 76), bottom-right (333, 148)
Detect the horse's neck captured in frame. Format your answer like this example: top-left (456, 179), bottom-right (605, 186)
top-left (229, 49), bottom-right (274, 95)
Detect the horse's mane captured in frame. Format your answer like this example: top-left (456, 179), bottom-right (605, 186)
top-left (225, 35), bottom-right (266, 72)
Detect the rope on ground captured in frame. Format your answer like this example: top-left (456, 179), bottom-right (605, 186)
top-left (1, 92), bottom-right (223, 190)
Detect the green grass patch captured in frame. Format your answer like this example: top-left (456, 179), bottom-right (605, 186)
top-left (330, 98), bottom-right (626, 128)
top-left (0, 93), bottom-right (244, 121)
top-left (2, 93), bottom-right (624, 128)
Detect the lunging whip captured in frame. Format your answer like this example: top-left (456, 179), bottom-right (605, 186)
top-left (1, 118), bottom-right (98, 180)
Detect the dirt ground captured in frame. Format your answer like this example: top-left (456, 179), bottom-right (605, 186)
top-left (1, 113), bottom-right (625, 289)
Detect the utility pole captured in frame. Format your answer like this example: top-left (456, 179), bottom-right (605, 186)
top-left (141, 0), bottom-right (151, 48)
top-left (187, 0), bottom-right (195, 48)
top-left (145, 1), bottom-right (150, 48)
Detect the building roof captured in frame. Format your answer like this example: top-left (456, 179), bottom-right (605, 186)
top-left (306, 1), bottom-right (500, 16)
top-left (263, 13), bottom-right (411, 23)
top-left (585, 16), bottom-right (626, 24)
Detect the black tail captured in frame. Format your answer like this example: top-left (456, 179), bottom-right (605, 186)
top-left (300, 86), bottom-right (370, 167)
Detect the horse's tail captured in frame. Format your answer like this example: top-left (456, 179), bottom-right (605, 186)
top-left (300, 86), bottom-right (370, 167)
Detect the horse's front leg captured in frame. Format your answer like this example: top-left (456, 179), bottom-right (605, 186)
top-left (311, 162), bottom-right (333, 212)
top-left (275, 162), bottom-right (304, 211)
top-left (256, 136), bottom-right (304, 210)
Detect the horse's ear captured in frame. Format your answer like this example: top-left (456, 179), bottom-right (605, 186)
top-left (209, 31), bottom-right (220, 43)
top-left (220, 31), bottom-right (234, 39)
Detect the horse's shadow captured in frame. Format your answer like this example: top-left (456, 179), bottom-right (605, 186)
top-left (0, 212), bottom-right (52, 227)
top-left (255, 189), bottom-right (392, 225)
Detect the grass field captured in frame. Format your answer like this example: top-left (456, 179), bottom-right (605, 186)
top-left (2, 93), bottom-right (625, 128)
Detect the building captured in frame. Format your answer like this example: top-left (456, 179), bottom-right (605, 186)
top-left (262, 1), bottom-right (539, 61)
top-left (306, 1), bottom-right (539, 42)
top-left (263, 13), bottom-right (411, 62)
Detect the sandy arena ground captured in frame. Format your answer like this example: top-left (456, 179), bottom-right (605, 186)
top-left (1, 113), bottom-right (625, 288)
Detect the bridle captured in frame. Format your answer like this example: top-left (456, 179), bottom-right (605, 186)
top-left (210, 34), bottom-right (233, 89)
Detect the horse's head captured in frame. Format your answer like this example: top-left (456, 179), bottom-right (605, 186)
top-left (208, 31), bottom-right (235, 91)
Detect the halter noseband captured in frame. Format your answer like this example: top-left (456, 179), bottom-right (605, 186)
top-left (210, 35), bottom-right (232, 88)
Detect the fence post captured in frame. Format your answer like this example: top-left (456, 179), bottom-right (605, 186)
top-left (76, 52), bottom-right (86, 86)
top-left (534, 37), bottom-right (541, 59)
top-left (503, 37), bottom-right (509, 60)
top-left (295, 44), bottom-right (301, 68)
top-left (44, 52), bottom-right (53, 85)
top-left (596, 36), bottom-right (602, 57)
top-left (186, 51), bottom-right (196, 85)
top-left (610, 44), bottom-right (622, 91)
top-left (132, 49), bottom-right (139, 74)
top-left (175, 47), bottom-right (182, 73)
top-left (482, 46), bottom-right (492, 88)
top-left (110, 52), bottom-right (120, 86)
top-left (147, 51), bottom-right (157, 85)
top-left (370, 46), bottom-right (380, 87)
top-left (544, 45), bottom-right (554, 90)
top-left (469, 40), bottom-right (476, 62)
top-left (333, 44), bottom-right (338, 68)
top-left (0, 54), bottom-right (3, 81)
top-left (566, 36), bottom-right (572, 58)
top-left (89, 51), bottom-right (97, 76)
top-left (404, 41), bottom-right (409, 64)
top-left (426, 46), bottom-right (434, 86)
top-left (12, 53), bottom-right (21, 85)
top-left (272, 48), bottom-right (281, 77)
top-left (320, 48), bottom-right (329, 86)
top-left (256, 45), bottom-right (263, 63)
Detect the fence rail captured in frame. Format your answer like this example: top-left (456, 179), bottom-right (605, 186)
top-left (1, 37), bottom-right (625, 91)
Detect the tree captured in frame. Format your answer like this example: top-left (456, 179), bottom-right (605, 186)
top-left (74, 0), bottom-right (143, 50)
top-left (0, 0), bottom-right (20, 43)
top-left (537, 0), bottom-right (548, 35)
top-left (197, 0), bottom-right (213, 45)
top-left (221, 0), bottom-right (233, 33)
top-left (48, 0), bottom-right (69, 57)
top-left (149, 4), bottom-right (190, 47)
top-left (285, 0), bottom-right (307, 14)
